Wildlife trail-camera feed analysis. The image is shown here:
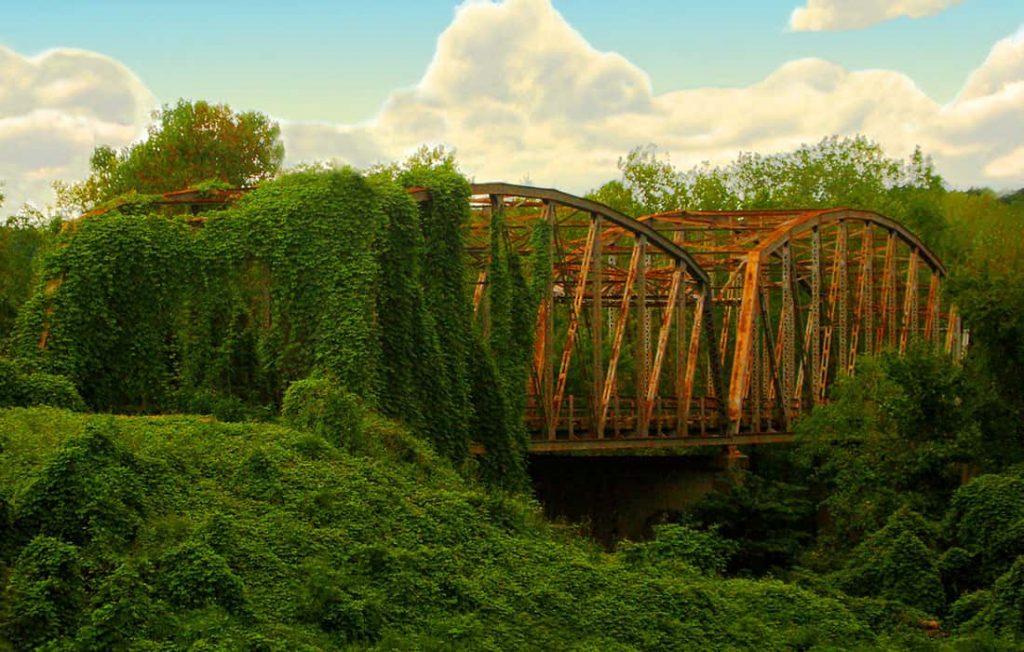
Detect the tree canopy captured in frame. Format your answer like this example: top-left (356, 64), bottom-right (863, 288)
top-left (54, 100), bottom-right (284, 214)
top-left (588, 136), bottom-right (946, 249)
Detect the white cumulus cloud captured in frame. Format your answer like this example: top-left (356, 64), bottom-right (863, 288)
top-left (0, 46), bottom-right (155, 212)
top-left (789, 0), bottom-right (962, 32)
top-left (985, 145), bottom-right (1024, 180)
top-left (279, 0), bottom-right (1023, 193)
top-left (2, 0), bottom-right (1023, 211)
top-left (959, 26), bottom-right (1024, 101)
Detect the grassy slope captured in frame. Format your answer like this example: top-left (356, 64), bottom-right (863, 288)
top-left (0, 407), bottom-right (882, 650)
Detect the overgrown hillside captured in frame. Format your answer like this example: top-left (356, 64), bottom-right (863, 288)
top-left (9, 163), bottom-right (534, 491)
top-left (1, 406), bottom-right (889, 650)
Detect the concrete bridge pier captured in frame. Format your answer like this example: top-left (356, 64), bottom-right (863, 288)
top-left (528, 448), bottom-right (748, 547)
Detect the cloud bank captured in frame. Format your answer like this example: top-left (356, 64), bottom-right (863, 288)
top-left (1, 0), bottom-right (1022, 211)
top-left (280, 0), bottom-right (1022, 193)
top-left (789, 0), bottom-right (962, 32)
top-left (0, 46), bottom-right (155, 211)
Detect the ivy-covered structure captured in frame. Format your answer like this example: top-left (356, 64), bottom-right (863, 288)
top-left (14, 168), bottom-right (536, 488)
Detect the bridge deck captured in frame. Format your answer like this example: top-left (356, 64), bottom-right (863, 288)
top-left (523, 432), bottom-right (794, 454)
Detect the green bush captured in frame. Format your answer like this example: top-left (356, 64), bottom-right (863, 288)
top-left (834, 508), bottom-right (945, 615)
top-left (1, 535), bottom-right (85, 648)
top-left (941, 546), bottom-right (980, 599)
top-left (977, 556), bottom-right (1024, 636)
top-left (618, 522), bottom-right (737, 576)
top-left (0, 357), bottom-right (85, 411)
top-left (73, 564), bottom-right (158, 650)
top-left (948, 590), bottom-right (993, 630)
top-left (18, 371), bottom-right (87, 411)
top-left (157, 540), bottom-right (246, 614)
top-left (299, 560), bottom-right (385, 643)
top-left (945, 471), bottom-right (1024, 587)
top-left (13, 423), bottom-right (150, 549)
top-left (690, 466), bottom-right (814, 575)
top-left (282, 377), bottom-right (366, 453)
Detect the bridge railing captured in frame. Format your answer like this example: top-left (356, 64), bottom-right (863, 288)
top-left (524, 393), bottom-right (827, 442)
top-left (525, 395), bottom-right (733, 440)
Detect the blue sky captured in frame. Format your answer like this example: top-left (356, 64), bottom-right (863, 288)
top-left (1, 0), bottom-right (1019, 122)
top-left (1, 0), bottom-right (1023, 210)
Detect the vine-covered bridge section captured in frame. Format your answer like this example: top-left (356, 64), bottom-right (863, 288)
top-left (60, 182), bottom-right (964, 454)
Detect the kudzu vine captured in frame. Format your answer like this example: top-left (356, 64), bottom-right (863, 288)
top-left (13, 165), bottom-right (536, 486)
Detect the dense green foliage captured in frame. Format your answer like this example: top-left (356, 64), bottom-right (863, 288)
top-left (794, 346), bottom-right (976, 551)
top-left (0, 407), bottom-right (910, 649)
top-left (0, 358), bottom-right (84, 412)
top-left (12, 161), bottom-right (529, 485)
top-left (0, 216), bottom-right (52, 345)
top-left (54, 100), bottom-right (284, 214)
top-left (282, 377), bottom-right (365, 453)
top-left (14, 212), bottom-right (195, 411)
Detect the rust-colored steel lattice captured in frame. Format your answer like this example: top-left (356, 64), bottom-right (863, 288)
top-left (638, 208), bottom-right (965, 439)
top-left (452, 184), bottom-right (728, 450)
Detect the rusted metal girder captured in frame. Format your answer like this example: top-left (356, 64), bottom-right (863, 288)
top-left (639, 207), bottom-right (960, 439)
top-left (462, 183), bottom-right (720, 445)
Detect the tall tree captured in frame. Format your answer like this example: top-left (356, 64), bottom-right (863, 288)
top-left (55, 100), bottom-right (284, 213)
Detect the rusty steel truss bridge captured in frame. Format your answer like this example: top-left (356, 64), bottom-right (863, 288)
top-left (82, 183), bottom-right (967, 454)
top-left (445, 183), bottom-right (965, 454)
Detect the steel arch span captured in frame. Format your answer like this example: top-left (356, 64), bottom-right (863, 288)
top-left (452, 183), bottom-right (728, 449)
top-left (638, 207), bottom-right (965, 442)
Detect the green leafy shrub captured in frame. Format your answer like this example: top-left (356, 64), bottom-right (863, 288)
top-left (0, 357), bottom-right (85, 411)
top-left (73, 564), bottom-right (158, 650)
top-left (282, 377), bottom-right (366, 453)
top-left (948, 590), bottom-right (993, 630)
top-left (691, 466), bottom-right (814, 575)
top-left (945, 471), bottom-right (1024, 587)
top-left (618, 522), bottom-right (737, 576)
top-left (1, 535), bottom-right (84, 648)
top-left (941, 546), bottom-right (980, 599)
top-left (299, 560), bottom-right (385, 643)
top-left (157, 540), bottom-right (246, 614)
top-left (13, 423), bottom-right (151, 549)
top-left (18, 371), bottom-right (87, 411)
top-left (978, 552), bottom-right (1024, 634)
top-left (964, 556), bottom-right (1024, 637)
top-left (796, 347), bottom-right (974, 553)
top-left (833, 508), bottom-right (945, 615)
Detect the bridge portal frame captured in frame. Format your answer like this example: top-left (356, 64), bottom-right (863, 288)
top-left (448, 183), bottom-right (730, 444)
